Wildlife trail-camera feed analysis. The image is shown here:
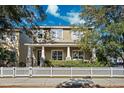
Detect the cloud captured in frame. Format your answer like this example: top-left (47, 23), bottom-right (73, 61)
top-left (46, 5), bottom-right (60, 17)
top-left (65, 12), bottom-right (85, 25)
top-left (60, 12), bottom-right (85, 25)
top-left (46, 5), bottom-right (85, 25)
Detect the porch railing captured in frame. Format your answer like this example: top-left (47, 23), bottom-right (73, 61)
top-left (0, 67), bottom-right (124, 77)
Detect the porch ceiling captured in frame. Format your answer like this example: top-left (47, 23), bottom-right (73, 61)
top-left (24, 43), bottom-right (78, 47)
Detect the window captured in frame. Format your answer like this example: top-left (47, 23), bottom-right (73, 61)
top-left (37, 30), bottom-right (44, 38)
top-left (51, 50), bottom-right (63, 60)
top-left (51, 29), bottom-right (63, 41)
top-left (36, 30), bottom-right (44, 42)
top-left (72, 50), bottom-right (83, 60)
top-left (10, 32), bottom-right (16, 43)
top-left (71, 31), bottom-right (83, 41)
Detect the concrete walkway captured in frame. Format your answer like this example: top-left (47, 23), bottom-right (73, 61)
top-left (0, 78), bottom-right (124, 88)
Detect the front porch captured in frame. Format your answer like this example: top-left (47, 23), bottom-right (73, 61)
top-left (24, 43), bottom-right (96, 67)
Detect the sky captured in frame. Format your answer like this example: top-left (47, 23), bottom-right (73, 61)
top-left (38, 5), bottom-right (84, 26)
top-left (11, 5), bottom-right (84, 28)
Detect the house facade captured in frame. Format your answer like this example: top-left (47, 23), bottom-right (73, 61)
top-left (23, 26), bottom-right (96, 67)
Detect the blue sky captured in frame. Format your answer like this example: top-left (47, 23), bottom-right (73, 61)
top-left (13, 5), bottom-right (83, 27)
top-left (38, 5), bottom-right (84, 26)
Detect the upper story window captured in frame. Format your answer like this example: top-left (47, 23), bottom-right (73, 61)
top-left (0, 32), bottom-right (17, 44)
top-left (35, 30), bottom-right (45, 43)
top-left (51, 29), bottom-right (63, 41)
top-left (10, 32), bottom-right (17, 43)
top-left (71, 31), bottom-right (83, 41)
top-left (37, 30), bottom-right (44, 39)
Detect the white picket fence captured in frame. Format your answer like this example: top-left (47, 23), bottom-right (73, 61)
top-left (0, 67), bottom-right (124, 77)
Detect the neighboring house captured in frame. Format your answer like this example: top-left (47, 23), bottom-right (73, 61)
top-left (21, 26), bottom-right (96, 67)
top-left (0, 29), bottom-right (20, 66)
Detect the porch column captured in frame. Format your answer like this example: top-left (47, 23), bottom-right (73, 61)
top-left (40, 46), bottom-right (45, 66)
top-left (32, 50), bottom-right (37, 66)
top-left (26, 46), bottom-right (32, 67)
top-left (66, 46), bottom-right (71, 60)
top-left (41, 46), bottom-right (45, 59)
top-left (92, 48), bottom-right (96, 62)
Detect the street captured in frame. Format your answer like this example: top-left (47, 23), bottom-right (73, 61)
top-left (0, 77), bottom-right (124, 88)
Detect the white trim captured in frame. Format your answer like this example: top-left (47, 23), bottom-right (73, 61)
top-left (27, 46), bottom-right (31, 58)
top-left (51, 49), bottom-right (64, 60)
top-left (67, 46), bottom-right (71, 58)
top-left (38, 26), bottom-right (72, 29)
top-left (24, 43), bottom-right (78, 47)
top-left (62, 29), bottom-right (63, 40)
top-left (41, 46), bottom-right (45, 59)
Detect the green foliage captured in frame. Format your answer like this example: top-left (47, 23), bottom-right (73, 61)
top-left (50, 60), bottom-right (110, 67)
top-left (0, 48), bottom-right (16, 62)
top-left (0, 5), bottom-right (46, 66)
top-left (79, 5), bottom-right (124, 65)
top-left (0, 5), bottom-right (46, 26)
top-left (44, 60), bottom-right (53, 67)
top-left (9, 52), bottom-right (16, 62)
top-left (0, 5), bottom-right (46, 39)
top-left (19, 62), bottom-right (26, 67)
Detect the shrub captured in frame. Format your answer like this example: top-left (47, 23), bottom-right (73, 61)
top-left (44, 60), bottom-right (53, 67)
top-left (0, 60), bottom-right (5, 67)
top-left (6, 62), bottom-right (15, 67)
top-left (50, 60), bottom-right (110, 67)
top-left (0, 48), bottom-right (17, 67)
top-left (19, 62), bottom-right (26, 67)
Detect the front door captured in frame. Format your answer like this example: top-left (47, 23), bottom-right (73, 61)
top-left (37, 50), bottom-right (41, 66)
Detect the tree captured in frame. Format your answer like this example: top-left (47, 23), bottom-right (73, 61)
top-left (0, 5), bottom-right (46, 66)
top-left (0, 5), bottom-right (46, 29)
top-left (0, 47), bottom-right (16, 67)
top-left (79, 5), bottom-right (124, 66)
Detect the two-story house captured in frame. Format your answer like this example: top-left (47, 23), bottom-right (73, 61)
top-left (21, 26), bottom-right (96, 67)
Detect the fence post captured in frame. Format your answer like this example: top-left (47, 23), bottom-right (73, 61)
top-left (15, 67), bottom-right (16, 77)
top-left (13, 67), bottom-right (15, 78)
top-left (110, 67), bottom-right (113, 77)
top-left (1, 67), bottom-right (3, 77)
top-left (51, 67), bottom-right (53, 77)
top-left (29, 67), bottom-right (32, 77)
top-left (91, 67), bottom-right (93, 78)
top-left (70, 67), bottom-right (72, 78)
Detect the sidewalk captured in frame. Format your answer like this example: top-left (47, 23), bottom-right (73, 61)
top-left (0, 78), bottom-right (124, 88)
